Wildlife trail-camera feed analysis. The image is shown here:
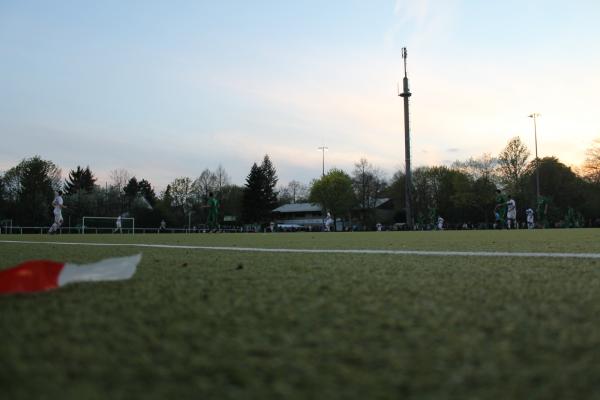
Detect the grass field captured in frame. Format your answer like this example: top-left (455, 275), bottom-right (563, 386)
top-left (1, 230), bottom-right (600, 399)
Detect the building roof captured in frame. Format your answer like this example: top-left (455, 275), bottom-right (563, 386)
top-left (272, 203), bottom-right (322, 213)
top-left (273, 198), bottom-right (392, 214)
top-left (372, 198), bottom-right (392, 208)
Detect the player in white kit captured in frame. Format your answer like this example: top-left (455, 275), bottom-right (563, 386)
top-left (437, 216), bottom-right (444, 230)
top-left (526, 208), bottom-right (535, 229)
top-left (324, 212), bottom-right (333, 232)
top-left (113, 215), bottom-right (122, 233)
top-left (48, 191), bottom-right (65, 234)
top-left (506, 195), bottom-right (517, 229)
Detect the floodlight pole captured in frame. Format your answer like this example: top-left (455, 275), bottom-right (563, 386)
top-left (399, 47), bottom-right (413, 229)
top-left (529, 113), bottom-right (541, 204)
top-left (318, 146), bottom-right (328, 177)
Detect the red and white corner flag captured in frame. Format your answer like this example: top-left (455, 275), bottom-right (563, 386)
top-left (0, 254), bottom-right (141, 294)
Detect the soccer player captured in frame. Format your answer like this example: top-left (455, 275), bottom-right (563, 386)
top-left (48, 191), bottom-right (65, 234)
top-left (428, 207), bottom-right (437, 229)
top-left (506, 195), bottom-right (517, 229)
top-left (526, 208), bottom-right (535, 229)
top-left (206, 192), bottom-right (219, 232)
top-left (493, 211), bottom-right (501, 229)
top-left (437, 216), bottom-right (444, 230)
top-left (494, 189), bottom-right (507, 229)
top-left (565, 207), bottom-right (579, 228)
top-left (537, 195), bottom-right (549, 228)
top-left (158, 219), bottom-right (167, 233)
top-left (324, 212), bottom-right (333, 231)
top-left (113, 215), bottom-right (122, 234)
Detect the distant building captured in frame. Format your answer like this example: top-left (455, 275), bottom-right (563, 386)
top-left (272, 203), bottom-right (324, 229)
top-left (353, 198), bottom-right (394, 229)
top-left (272, 198), bottom-right (394, 230)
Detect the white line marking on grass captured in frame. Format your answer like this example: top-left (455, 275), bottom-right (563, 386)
top-left (2, 240), bottom-right (600, 259)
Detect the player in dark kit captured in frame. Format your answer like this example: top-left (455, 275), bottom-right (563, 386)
top-left (494, 189), bottom-right (507, 229)
top-left (206, 192), bottom-right (220, 232)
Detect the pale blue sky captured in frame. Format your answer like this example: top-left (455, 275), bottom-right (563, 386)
top-left (1, 1), bottom-right (599, 188)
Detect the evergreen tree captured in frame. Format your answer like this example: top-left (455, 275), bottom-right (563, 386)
top-left (138, 179), bottom-right (157, 206)
top-left (162, 185), bottom-right (173, 207)
top-left (63, 166), bottom-right (97, 224)
top-left (242, 163), bottom-right (265, 223)
top-left (64, 166), bottom-right (96, 194)
top-left (241, 155), bottom-right (279, 224)
top-left (0, 174), bottom-right (7, 221)
top-left (123, 177), bottom-right (140, 210)
top-left (155, 185), bottom-right (176, 226)
top-left (260, 155), bottom-right (279, 214)
top-left (123, 177), bottom-right (139, 199)
top-left (124, 178), bottom-right (158, 227)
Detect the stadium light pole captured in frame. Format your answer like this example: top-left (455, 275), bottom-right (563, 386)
top-left (318, 146), bottom-right (328, 177)
top-left (399, 47), bottom-right (413, 229)
top-left (528, 113), bottom-right (541, 204)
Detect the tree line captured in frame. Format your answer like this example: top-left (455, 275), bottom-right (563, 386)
top-left (309, 137), bottom-right (600, 229)
top-left (1, 137), bottom-right (600, 230)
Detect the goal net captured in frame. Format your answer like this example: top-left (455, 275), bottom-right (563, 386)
top-left (82, 216), bottom-right (135, 234)
top-left (0, 219), bottom-right (12, 234)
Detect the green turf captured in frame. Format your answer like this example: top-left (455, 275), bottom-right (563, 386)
top-left (1, 230), bottom-right (600, 399)
top-left (3, 228), bottom-right (600, 253)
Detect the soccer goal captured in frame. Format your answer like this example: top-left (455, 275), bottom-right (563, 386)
top-left (0, 219), bottom-right (12, 234)
top-left (82, 216), bottom-right (135, 234)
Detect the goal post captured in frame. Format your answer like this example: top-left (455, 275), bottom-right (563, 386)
top-left (0, 219), bottom-right (12, 234)
top-left (82, 216), bottom-right (135, 234)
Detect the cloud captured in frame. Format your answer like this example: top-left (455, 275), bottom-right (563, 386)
top-left (3, 1), bottom-right (598, 190)
top-left (394, 0), bottom-right (432, 25)
top-left (192, 42), bottom-right (600, 181)
top-left (388, 0), bottom-right (460, 48)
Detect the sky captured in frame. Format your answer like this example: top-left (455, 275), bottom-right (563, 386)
top-left (1, 0), bottom-right (599, 190)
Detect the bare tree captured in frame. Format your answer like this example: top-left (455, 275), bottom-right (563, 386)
top-left (192, 169), bottom-right (218, 200)
top-left (214, 165), bottom-right (230, 195)
top-left (583, 139), bottom-right (600, 183)
top-left (289, 180), bottom-right (308, 203)
top-left (109, 168), bottom-right (131, 192)
top-left (497, 137), bottom-right (530, 193)
top-left (278, 180), bottom-right (309, 204)
top-left (169, 177), bottom-right (194, 208)
top-left (452, 153), bottom-right (499, 182)
top-left (352, 158), bottom-right (387, 209)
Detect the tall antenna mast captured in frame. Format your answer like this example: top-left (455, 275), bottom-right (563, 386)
top-left (399, 47), bottom-right (413, 229)
top-left (403, 47), bottom-right (408, 78)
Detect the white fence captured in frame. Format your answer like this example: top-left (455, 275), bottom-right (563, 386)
top-left (0, 225), bottom-right (244, 235)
